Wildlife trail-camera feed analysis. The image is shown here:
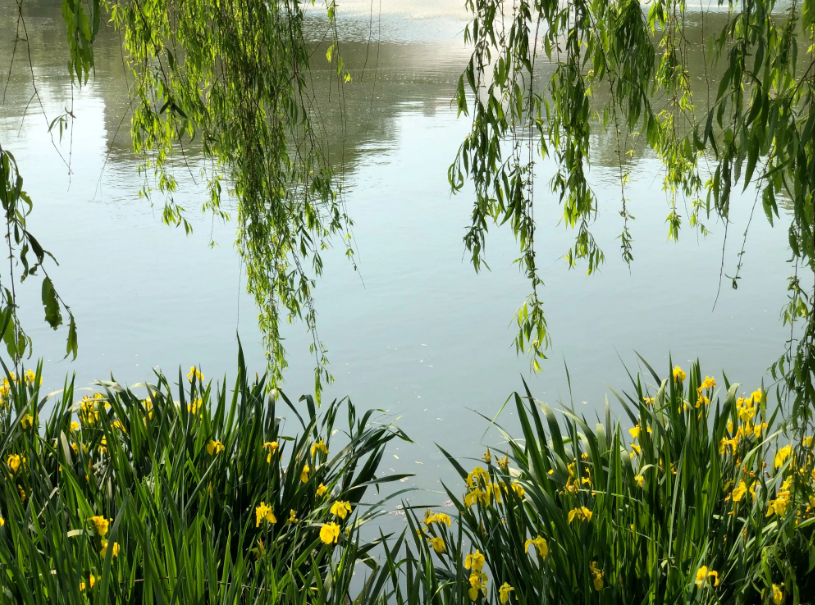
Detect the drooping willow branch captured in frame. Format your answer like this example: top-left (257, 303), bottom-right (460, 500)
top-left (110, 0), bottom-right (352, 399)
top-left (0, 0), bottom-right (92, 365)
top-left (451, 0), bottom-right (815, 420)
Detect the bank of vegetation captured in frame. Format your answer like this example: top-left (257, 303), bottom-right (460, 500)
top-left (0, 355), bottom-right (812, 603)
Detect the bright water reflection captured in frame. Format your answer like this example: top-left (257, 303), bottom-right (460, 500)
top-left (0, 0), bottom-right (796, 503)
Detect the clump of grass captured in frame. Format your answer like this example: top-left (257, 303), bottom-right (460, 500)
top-left (0, 350), bottom-right (410, 604)
top-left (402, 360), bottom-right (815, 604)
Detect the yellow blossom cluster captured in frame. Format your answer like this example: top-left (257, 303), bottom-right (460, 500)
top-left (719, 389), bottom-right (768, 456)
top-left (568, 506), bottom-right (592, 524)
top-left (695, 566), bottom-right (720, 588)
top-left (464, 466), bottom-right (499, 505)
top-left (695, 375), bottom-right (716, 407)
top-left (0, 371), bottom-right (40, 407)
top-left (186, 366), bottom-right (204, 382)
top-left (423, 509), bottom-right (451, 527)
top-left (482, 448), bottom-right (511, 471)
top-left (562, 459), bottom-right (592, 494)
top-left (416, 509), bottom-right (450, 555)
top-left (0, 370), bottom-right (39, 395)
top-left (263, 441), bottom-right (279, 462)
top-left (100, 540), bottom-right (120, 557)
top-left (187, 398), bottom-right (203, 416)
top-left (79, 574), bottom-right (97, 592)
top-left (766, 478), bottom-right (792, 517)
top-left (311, 439), bottom-right (328, 457)
top-left (463, 463), bottom-right (525, 507)
top-left (464, 550), bottom-right (487, 601)
top-left (78, 393), bottom-right (106, 426)
top-left (87, 515), bottom-right (111, 536)
top-left (141, 398), bottom-right (154, 421)
top-left (589, 561), bottom-right (604, 591)
top-left (774, 445), bottom-right (792, 470)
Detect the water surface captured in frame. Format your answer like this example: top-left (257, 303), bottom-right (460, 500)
top-left (0, 0), bottom-right (796, 501)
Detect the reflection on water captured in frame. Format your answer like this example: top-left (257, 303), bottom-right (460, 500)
top-left (0, 0), bottom-right (799, 503)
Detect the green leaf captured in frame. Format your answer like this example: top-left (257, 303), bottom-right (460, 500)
top-left (65, 314), bottom-right (78, 359)
top-left (41, 277), bottom-right (63, 329)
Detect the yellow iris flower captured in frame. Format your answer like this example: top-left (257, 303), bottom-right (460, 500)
top-left (590, 561), bottom-right (604, 591)
top-left (206, 440), bottom-right (225, 456)
top-left (499, 583), bottom-right (515, 603)
top-left (524, 535), bottom-right (548, 559)
top-left (731, 480), bottom-right (747, 502)
top-left (330, 501), bottom-right (352, 519)
top-left (428, 536), bottom-right (445, 553)
top-left (263, 441), bottom-right (279, 462)
top-left (464, 550), bottom-right (485, 572)
top-left (468, 572), bottom-right (488, 601)
top-left (695, 566), bottom-right (719, 587)
top-left (425, 511), bottom-right (451, 526)
top-left (320, 522), bottom-right (340, 545)
top-left (100, 540), bottom-right (120, 557)
top-left (311, 439), bottom-right (329, 457)
top-left (568, 507), bottom-right (592, 524)
top-left (87, 516), bottom-right (110, 536)
top-left (255, 502), bottom-right (277, 526)
top-left (187, 366), bottom-right (204, 382)
top-left (775, 446), bottom-right (793, 469)
top-left (7, 454), bottom-right (24, 474)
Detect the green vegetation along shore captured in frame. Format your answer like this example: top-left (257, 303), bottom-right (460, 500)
top-left (0, 355), bottom-right (812, 604)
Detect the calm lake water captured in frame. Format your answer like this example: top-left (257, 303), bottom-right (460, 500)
top-left (0, 0), bottom-right (797, 499)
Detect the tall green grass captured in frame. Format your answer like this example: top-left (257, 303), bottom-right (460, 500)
top-left (400, 360), bottom-right (815, 604)
top-left (0, 350), bottom-right (410, 604)
top-left (1, 355), bottom-right (813, 604)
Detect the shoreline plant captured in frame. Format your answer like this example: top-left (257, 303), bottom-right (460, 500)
top-left (0, 351), bottom-right (410, 603)
top-left (0, 355), bottom-right (814, 603)
top-left (399, 360), bottom-right (815, 604)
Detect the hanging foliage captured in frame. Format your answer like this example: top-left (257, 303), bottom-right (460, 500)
top-left (0, 0), bottom-right (97, 365)
top-left (108, 0), bottom-right (352, 398)
top-left (0, 145), bottom-right (78, 362)
top-left (451, 0), bottom-right (815, 424)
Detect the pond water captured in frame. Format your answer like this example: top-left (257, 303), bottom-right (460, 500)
top-left (0, 0), bottom-right (797, 502)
